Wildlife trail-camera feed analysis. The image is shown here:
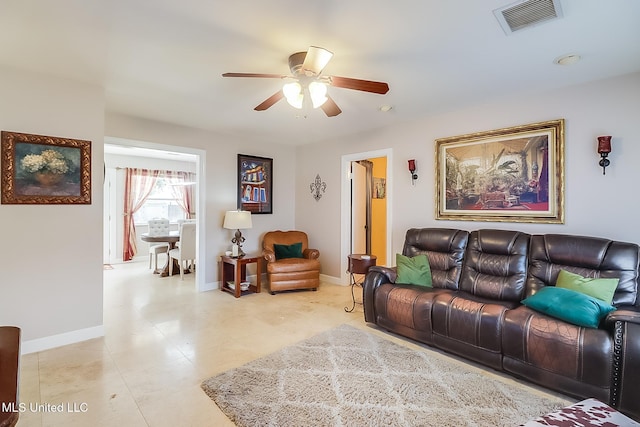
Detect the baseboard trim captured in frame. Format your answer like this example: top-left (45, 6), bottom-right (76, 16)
top-left (204, 274), bottom-right (344, 292)
top-left (21, 325), bottom-right (105, 355)
top-left (201, 273), bottom-right (262, 293)
top-left (201, 281), bottom-right (219, 292)
top-left (320, 274), bottom-right (345, 286)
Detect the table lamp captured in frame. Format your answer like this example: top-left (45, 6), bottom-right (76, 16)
top-left (223, 210), bottom-right (252, 257)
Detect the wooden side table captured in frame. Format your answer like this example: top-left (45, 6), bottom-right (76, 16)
top-left (345, 254), bottom-right (377, 312)
top-left (220, 254), bottom-right (262, 298)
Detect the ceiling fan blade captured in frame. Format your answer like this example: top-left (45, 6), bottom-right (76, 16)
top-left (321, 96), bottom-right (342, 117)
top-left (301, 46), bottom-right (333, 75)
top-left (254, 91), bottom-right (284, 111)
top-left (222, 72), bottom-right (288, 79)
top-left (329, 76), bottom-right (389, 94)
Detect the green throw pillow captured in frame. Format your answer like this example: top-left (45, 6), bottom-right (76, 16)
top-left (396, 253), bottom-right (432, 287)
top-left (521, 286), bottom-right (616, 329)
top-left (555, 269), bottom-right (619, 305)
top-left (273, 242), bottom-right (303, 260)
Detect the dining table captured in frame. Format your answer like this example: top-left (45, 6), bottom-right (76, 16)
top-left (140, 231), bottom-right (189, 277)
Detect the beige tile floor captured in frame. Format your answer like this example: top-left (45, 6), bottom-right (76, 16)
top-left (17, 261), bottom-right (569, 427)
top-left (17, 261), bottom-right (368, 427)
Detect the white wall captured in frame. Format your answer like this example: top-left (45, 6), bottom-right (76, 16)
top-left (296, 72), bottom-right (640, 278)
top-left (105, 113), bottom-right (296, 287)
top-left (0, 67), bottom-right (105, 349)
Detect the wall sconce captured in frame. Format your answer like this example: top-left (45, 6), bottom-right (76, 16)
top-left (597, 136), bottom-right (612, 175)
top-left (408, 159), bottom-right (418, 185)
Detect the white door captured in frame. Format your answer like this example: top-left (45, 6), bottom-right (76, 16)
top-left (351, 161), bottom-right (367, 254)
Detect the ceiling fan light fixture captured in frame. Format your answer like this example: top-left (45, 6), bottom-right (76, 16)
top-left (223, 45), bottom-right (389, 117)
top-left (283, 82), bottom-right (303, 109)
top-left (302, 47), bottom-right (334, 75)
top-left (309, 81), bottom-right (328, 108)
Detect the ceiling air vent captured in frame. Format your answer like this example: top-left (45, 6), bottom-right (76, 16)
top-left (494, 0), bottom-right (563, 35)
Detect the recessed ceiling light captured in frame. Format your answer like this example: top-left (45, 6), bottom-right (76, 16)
top-left (554, 54), bottom-right (581, 66)
top-left (379, 105), bottom-right (393, 112)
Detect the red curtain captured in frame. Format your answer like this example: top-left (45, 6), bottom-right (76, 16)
top-left (166, 171), bottom-right (196, 219)
top-left (122, 168), bottom-right (160, 261)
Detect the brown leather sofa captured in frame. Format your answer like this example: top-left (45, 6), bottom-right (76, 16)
top-left (0, 326), bottom-right (20, 427)
top-left (363, 228), bottom-right (640, 421)
top-left (262, 230), bottom-right (320, 294)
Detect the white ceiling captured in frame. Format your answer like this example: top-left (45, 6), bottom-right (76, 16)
top-left (3, 0), bottom-right (640, 146)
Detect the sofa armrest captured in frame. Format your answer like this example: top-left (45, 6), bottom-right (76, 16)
top-left (605, 306), bottom-right (640, 326)
top-left (262, 249), bottom-right (276, 263)
top-left (609, 315), bottom-right (640, 421)
top-left (368, 265), bottom-right (397, 283)
top-left (303, 248), bottom-right (320, 260)
top-left (363, 267), bottom-right (397, 323)
top-left (605, 305), bottom-right (640, 419)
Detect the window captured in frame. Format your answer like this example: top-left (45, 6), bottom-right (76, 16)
top-left (133, 177), bottom-right (191, 224)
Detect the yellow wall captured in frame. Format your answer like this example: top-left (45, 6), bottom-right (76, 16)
top-left (370, 156), bottom-right (387, 266)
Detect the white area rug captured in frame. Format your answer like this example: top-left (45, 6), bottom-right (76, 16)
top-left (201, 324), bottom-right (570, 426)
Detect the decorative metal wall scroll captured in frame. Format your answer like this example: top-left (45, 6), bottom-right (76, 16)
top-left (310, 174), bottom-right (327, 201)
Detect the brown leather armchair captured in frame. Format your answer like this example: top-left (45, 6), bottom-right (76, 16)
top-left (262, 230), bottom-right (320, 294)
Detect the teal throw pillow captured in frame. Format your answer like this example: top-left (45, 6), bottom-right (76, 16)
top-left (273, 242), bottom-right (303, 260)
top-left (396, 253), bottom-right (432, 287)
top-left (521, 286), bottom-right (616, 329)
top-left (555, 269), bottom-right (619, 305)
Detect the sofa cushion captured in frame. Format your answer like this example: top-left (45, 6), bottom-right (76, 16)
top-left (521, 286), bottom-right (616, 328)
top-left (431, 292), bottom-right (516, 369)
top-left (555, 269), bottom-right (619, 305)
top-left (396, 253), bottom-right (432, 287)
top-left (526, 234), bottom-right (639, 306)
top-left (502, 305), bottom-right (614, 398)
top-left (373, 283), bottom-right (448, 345)
top-left (266, 257), bottom-right (320, 273)
top-left (459, 229), bottom-right (530, 302)
top-left (402, 228), bottom-right (469, 290)
top-left (274, 242), bottom-right (303, 260)
top-left (263, 230), bottom-right (309, 254)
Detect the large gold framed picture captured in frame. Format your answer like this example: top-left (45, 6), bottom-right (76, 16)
top-left (436, 119), bottom-right (564, 223)
top-left (1, 131), bottom-right (91, 205)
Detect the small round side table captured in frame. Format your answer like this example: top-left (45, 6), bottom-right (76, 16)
top-left (345, 254), bottom-right (377, 312)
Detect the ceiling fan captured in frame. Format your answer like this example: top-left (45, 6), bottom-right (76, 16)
top-left (222, 46), bottom-right (390, 117)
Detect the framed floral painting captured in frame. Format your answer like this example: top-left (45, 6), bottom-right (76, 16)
top-left (435, 119), bottom-right (564, 223)
top-left (1, 131), bottom-right (91, 204)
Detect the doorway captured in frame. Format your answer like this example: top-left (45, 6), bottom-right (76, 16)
top-left (103, 137), bottom-right (207, 291)
top-left (350, 160), bottom-right (371, 255)
top-left (341, 149), bottom-right (393, 283)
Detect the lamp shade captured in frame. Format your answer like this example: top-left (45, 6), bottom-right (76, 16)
top-left (223, 210), bottom-right (252, 230)
top-left (308, 81), bottom-right (328, 108)
top-left (283, 82), bottom-right (303, 109)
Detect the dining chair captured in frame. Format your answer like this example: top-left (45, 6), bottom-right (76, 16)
top-left (147, 218), bottom-right (170, 270)
top-left (175, 219), bottom-right (196, 248)
top-left (168, 222), bottom-right (196, 280)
